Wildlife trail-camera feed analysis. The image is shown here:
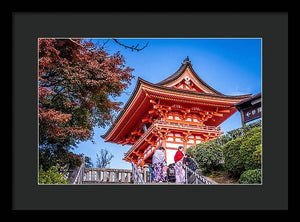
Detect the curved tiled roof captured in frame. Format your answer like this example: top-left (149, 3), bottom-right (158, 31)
top-left (101, 77), bottom-right (251, 140)
top-left (234, 92), bottom-right (261, 107)
top-left (156, 56), bottom-right (225, 95)
top-left (101, 57), bottom-right (252, 140)
top-left (142, 77), bottom-right (251, 100)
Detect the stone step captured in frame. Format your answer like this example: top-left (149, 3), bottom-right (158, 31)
top-left (83, 181), bottom-right (189, 185)
top-left (83, 181), bottom-right (132, 184)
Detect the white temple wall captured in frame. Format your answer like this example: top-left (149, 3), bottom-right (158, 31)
top-left (166, 149), bottom-right (177, 165)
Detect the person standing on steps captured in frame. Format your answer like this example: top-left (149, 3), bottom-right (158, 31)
top-left (174, 146), bottom-right (186, 184)
top-left (152, 146), bottom-right (166, 183)
top-left (184, 153), bottom-right (201, 184)
top-left (166, 163), bottom-right (176, 183)
top-left (147, 163), bottom-right (154, 183)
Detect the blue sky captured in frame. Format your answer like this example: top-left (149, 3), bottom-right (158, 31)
top-left (73, 38), bottom-right (262, 170)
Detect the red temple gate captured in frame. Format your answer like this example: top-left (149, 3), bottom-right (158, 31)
top-left (102, 57), bottom-right (252, 167)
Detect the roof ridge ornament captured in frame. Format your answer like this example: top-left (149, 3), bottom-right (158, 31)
top-left (182, 56), bottom-right (191, 65)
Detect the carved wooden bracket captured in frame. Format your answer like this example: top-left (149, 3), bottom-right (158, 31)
top-left (122, 134), bottom-right (138, 146)
top-left (181, 131), bottom-right (192, 142)
top-left (155, 127), bottom-right (170, 140)
top-left (179, 108), bottom-right (191, 120)
top-left (202, 133), bottom-right (219, 142)
top-left (197, 110), bottom-right (225, 123)
top-left (131, 126), bottom-right (144, 136)
top-left (150, 99), bottom-right (172, 120)
top-left (133, 151), bottom-right (144, 159)
top-left (145, 133), bottom-right (157, 147)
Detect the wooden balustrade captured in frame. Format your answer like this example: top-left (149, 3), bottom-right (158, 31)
top-left (83, 167), bottom-right (151, 184)
top-left (83, 168), bottom-right (151, 184)
top-left (154, 119), bottom-right (221, 132)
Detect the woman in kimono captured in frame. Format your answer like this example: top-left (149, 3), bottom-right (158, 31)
top-left (152, 146), bottom-right (166, 183)
top-left (174, 146), bottom-right (186, 184)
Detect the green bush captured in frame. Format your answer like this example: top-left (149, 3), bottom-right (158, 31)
top-left (201, 167), bottom-right (209, 175)
top-left (188, 124), bottom-right (262, 180)
top-left (226, 120), bottom-right (261, 141)
top-left (191, 140), bottom-right (223, 172)
top-left (186, 146), bottom-right (196, 158)
top-left (39, 166), bottom-right (69, 184)
top-left (201, 164), bottom-right (224, 175)
top-left (244, 120), bottom-right (262, 133)
top-left (223, 137), bottom-right (245, 178)
top-left (253, 144), bottom-right (262, 167)
top-left (238, 169), bottom-right (262, 184)
top-left (240, 130), bottom-right (262, 170)
top-left (243, 126), bottom-right (261, 141)
top-left (213, 134), bottom-right (232, 147)
top-left (222, 126), bottom-right (262, 178)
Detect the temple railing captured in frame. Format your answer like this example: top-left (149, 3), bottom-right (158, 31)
top-left (154, 119), bottom-right (221, 132)
top-left (70, 166), bottom-right (152, 184)
top-left (83, 168), bottom-right (133, 184)
top-left (72, 165), bottom-right (214, 184)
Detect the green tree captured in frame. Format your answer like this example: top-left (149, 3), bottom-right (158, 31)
top-left (226, 120), bottom-right (261, 142)
top-left (39, 147), bottom-right (83, 173)
top-left (39, 166), bottom-right (69, 184)
top-left (190, 140), bottom-right (223, 173)
top-left (213, 134), bottom-right (231, 147)
top-left (243, 126), bottom-right (262, 141)
top-left (212, 120), bottom-right (261, 148)
top-left (84, 156), bottom-right (94, 168)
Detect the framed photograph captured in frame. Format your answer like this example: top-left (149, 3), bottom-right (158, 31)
top-left (12, 12), bottom-right (291, 211)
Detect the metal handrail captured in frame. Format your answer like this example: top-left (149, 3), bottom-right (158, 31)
top-left (183, 164), bottom-right (212, 185)
top-left (131, 162), bottom-right (145, 184)
top-left (73, 163), bottom-right (84, 184)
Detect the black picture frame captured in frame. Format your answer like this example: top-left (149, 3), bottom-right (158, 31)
top-left (12, 11), bottom-right (294, 211)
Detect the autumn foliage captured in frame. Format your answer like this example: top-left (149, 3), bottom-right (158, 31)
top-left (38, 38), bottom-right (134, 171)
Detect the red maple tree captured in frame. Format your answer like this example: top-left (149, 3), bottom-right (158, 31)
top-left (38, 38), bottom-right (134, 170)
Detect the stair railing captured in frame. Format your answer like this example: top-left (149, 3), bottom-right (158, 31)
top-left (183, 164), bottom-right (212, 185)
top-left (73, 163), bottom-right (84, 184)
top-left (131, 162), bottom-right (145, 184)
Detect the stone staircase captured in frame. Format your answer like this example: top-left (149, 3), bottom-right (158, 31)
top-left (70, 163), bottom-right (216, 185)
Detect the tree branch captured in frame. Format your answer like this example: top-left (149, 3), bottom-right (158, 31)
top-left (112, 39), bottom-right (149, 51)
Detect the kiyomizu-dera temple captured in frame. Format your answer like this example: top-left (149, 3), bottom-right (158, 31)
top-left (102, 57), bottom-right (252, 167)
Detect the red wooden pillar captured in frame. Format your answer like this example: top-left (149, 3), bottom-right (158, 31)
top-left (183, 141), bottom-right (187, 153)
top-left (182, 132), bottom-right (188, 154)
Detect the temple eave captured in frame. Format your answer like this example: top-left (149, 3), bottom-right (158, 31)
top-left (102, 81), bottom-right (250, 139)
